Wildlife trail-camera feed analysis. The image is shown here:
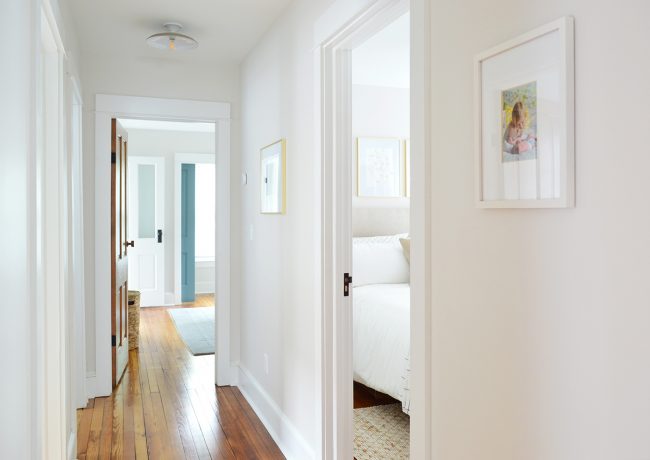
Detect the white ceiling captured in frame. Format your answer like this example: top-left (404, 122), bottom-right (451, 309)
top-left (118, 119), bottom-right (215, 133)
top-left (67, 0), bottom-right (293, 64)
top-left (352, 12), bottom-right (410, 89)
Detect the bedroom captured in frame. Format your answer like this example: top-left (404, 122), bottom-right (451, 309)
top-left (350, 12), bottom-right (411, 459)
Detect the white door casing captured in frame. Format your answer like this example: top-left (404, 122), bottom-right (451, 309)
top-left (38, 2), bottom-right (71, 457)
top-left (69, 75), bottom-right (88, 410)
top-left (316, 0), bottom-right (432, 458)
top-left (94, 95), bottom-right (234, 397)
top-left (127, 156), bottom-right (165, 307)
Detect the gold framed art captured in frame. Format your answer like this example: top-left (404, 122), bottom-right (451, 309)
top-left (260, 139), bottom-right (287, 214)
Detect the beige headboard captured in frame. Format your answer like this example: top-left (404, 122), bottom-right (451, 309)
top-left (352, 205), bottom-right (410, 237)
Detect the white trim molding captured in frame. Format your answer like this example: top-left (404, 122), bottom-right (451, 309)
top-left (68, 73), bottom-right (88, 412)
top-left (237, 366), bottom-right (314, 460)
top-left (67, 432), bottom-right (77, 460)
top-left (39, 4), bottom-right (70, 457)
top-left (94, 95), bottom-right (235, 398)
top-left (409, 0), bottom-right (433, 457)
top-left (95, 94), bottom-right (230, 122)
top-left (85, 374), bottom-right (97, 400)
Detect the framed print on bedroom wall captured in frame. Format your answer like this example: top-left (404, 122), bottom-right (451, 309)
top-left (357, 137), bottom-right (404, 197)
top-left (475, 16), bottom-right (575, 208)
top-left (405, 139), bottom-right (410, 197)
top-left (260, 139), bottom-right (286, 214)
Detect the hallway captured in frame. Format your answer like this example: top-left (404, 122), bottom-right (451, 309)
top-left (76, 306), bottom-right (284, 459)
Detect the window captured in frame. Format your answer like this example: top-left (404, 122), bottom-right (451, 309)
top-left (194, 163), bottom-right (215, 261)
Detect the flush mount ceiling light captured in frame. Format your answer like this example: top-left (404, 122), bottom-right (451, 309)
top-left (146, 23), bottom-right (198, 51)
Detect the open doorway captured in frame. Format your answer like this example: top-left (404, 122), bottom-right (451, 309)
top-left (174, 152), bottom-right (216, 307)
top-left (350, 11), bottom-right (411, 459)
top-left (121, 119), bottom-right (217, 356)
top-left (318, 0), bottom-right (432, 457)
top-left (91, 94), bottom-right (234, 397)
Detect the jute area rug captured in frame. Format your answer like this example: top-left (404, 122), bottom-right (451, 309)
top-left (354, 403), bottom-right (409, 459)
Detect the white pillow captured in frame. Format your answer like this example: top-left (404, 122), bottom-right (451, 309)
top-left (353, 234), bottom-right (410, 287)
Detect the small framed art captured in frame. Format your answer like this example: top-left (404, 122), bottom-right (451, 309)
top-left (260, 139), bottom-right (286, 214)
top-left (475, 17), bottom-right (575, 208)
top-left (357, 137), bottom-right (404, 197)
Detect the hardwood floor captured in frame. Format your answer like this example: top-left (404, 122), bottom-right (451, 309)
top-left (353, 381), bottom-right (399, 409)
top-left (77, 305), bottom-right (284, 459)
top-left (179, 294), bottom-right (215, 308)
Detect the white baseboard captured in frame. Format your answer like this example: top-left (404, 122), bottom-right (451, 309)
top-left (68, 431), bottom-right (77, 460)
top-left (164, 292), bottom-right (175, 305)
top-left (85, 374), bottom-right (97, 400)
top-left (237, 365), bottom-right (314, 460)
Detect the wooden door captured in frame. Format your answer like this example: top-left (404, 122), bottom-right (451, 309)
top-left (112, 119), bottom-right (130, 387)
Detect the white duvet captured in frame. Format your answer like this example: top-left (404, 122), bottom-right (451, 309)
top-left (353, 283), bottom-right (410, 414)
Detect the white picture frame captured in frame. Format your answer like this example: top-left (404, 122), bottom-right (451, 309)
top-left (475, 16), bottom-right (575, 208)
top-left (405, 139), bottom-right (410, 198)
top-left (357, 137), bottom-right (404, 197)
top-left (260, 139), bottom-right (286, 214)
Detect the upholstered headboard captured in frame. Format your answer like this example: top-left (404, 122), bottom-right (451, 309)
top-left (352, 204), bottom-right (410, 237)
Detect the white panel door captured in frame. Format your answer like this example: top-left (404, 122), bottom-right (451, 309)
top-left (128, 156), bottom-right (165, 306)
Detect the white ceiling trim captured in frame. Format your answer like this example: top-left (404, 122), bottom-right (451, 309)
top-left (95, 94), bottom-right (230, 121)
top-left (118, 119), bottom-right (215, 133)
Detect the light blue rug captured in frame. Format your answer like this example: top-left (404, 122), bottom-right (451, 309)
top-left (167, 307), bottom-right (215, 356)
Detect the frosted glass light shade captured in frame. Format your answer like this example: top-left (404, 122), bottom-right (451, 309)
top-left (146, 23), bottom-right (198, 51)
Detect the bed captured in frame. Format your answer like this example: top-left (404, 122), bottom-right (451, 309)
top-left (353, 234), bottom-right (411, 414)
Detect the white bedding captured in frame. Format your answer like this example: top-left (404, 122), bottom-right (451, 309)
top-left (353, 283), bottom-right (410, 414)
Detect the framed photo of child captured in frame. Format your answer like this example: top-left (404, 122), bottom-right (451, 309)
top-left (502, 82), bottom-right (537, 162)
top-left (475, 17), bottom-right (575, 208)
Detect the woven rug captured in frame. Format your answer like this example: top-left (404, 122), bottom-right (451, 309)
top-left (354, 403), bottom-right (410, 459)
top-left (167, 307), bottom-right (214, 355)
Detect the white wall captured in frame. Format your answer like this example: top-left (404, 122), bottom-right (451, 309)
top-left (81, 58), bottom-right (241, 375)
top-left (429, 1), bottom-right (650, 459)
top-left (352, 12), bottom-right (410, 89)
top-left (239, 0), bottom-right (338, 455)
top-left (0, 0), bottom-right (82, 456)
top-left (0, 2), bottom-right (36, 456)
top-left (242, 0), bottom-right (650, 458)
top-left (196, 261), bottom-right (216, 294)
top-left (352, 84), bottom-right (409, 236)
top-left (127, 129), bottom-right (214, 302)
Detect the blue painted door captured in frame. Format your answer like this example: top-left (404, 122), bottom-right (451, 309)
top-left (181, 163), bottom-right (196, 302)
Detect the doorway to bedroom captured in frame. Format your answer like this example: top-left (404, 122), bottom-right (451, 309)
top-left (350, 11), bottom-right (411, 459)
top-left (318, 0), bottom-right (432, 457)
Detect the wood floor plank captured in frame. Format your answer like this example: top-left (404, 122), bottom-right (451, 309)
top-left (210, 386), bottom-right (266, 459)
top-left (77, 402), bottom-right (95, 458)
top-left (230, 387), bottom-right (285, 458)
top-left (188, 387), bottom-right (236, 460)
top-left (129, 354), bottom-right (148, 460)
top-left (76, 298), bottom-right (283, 459)
top-left (141, 388), bottom-right (165, 459)
top-left (85, 397), bottom-right (106, 458)
top-left (111, 376), bottom-right (125, 459)
top-left (98, 396), bottom-right (114, 460)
